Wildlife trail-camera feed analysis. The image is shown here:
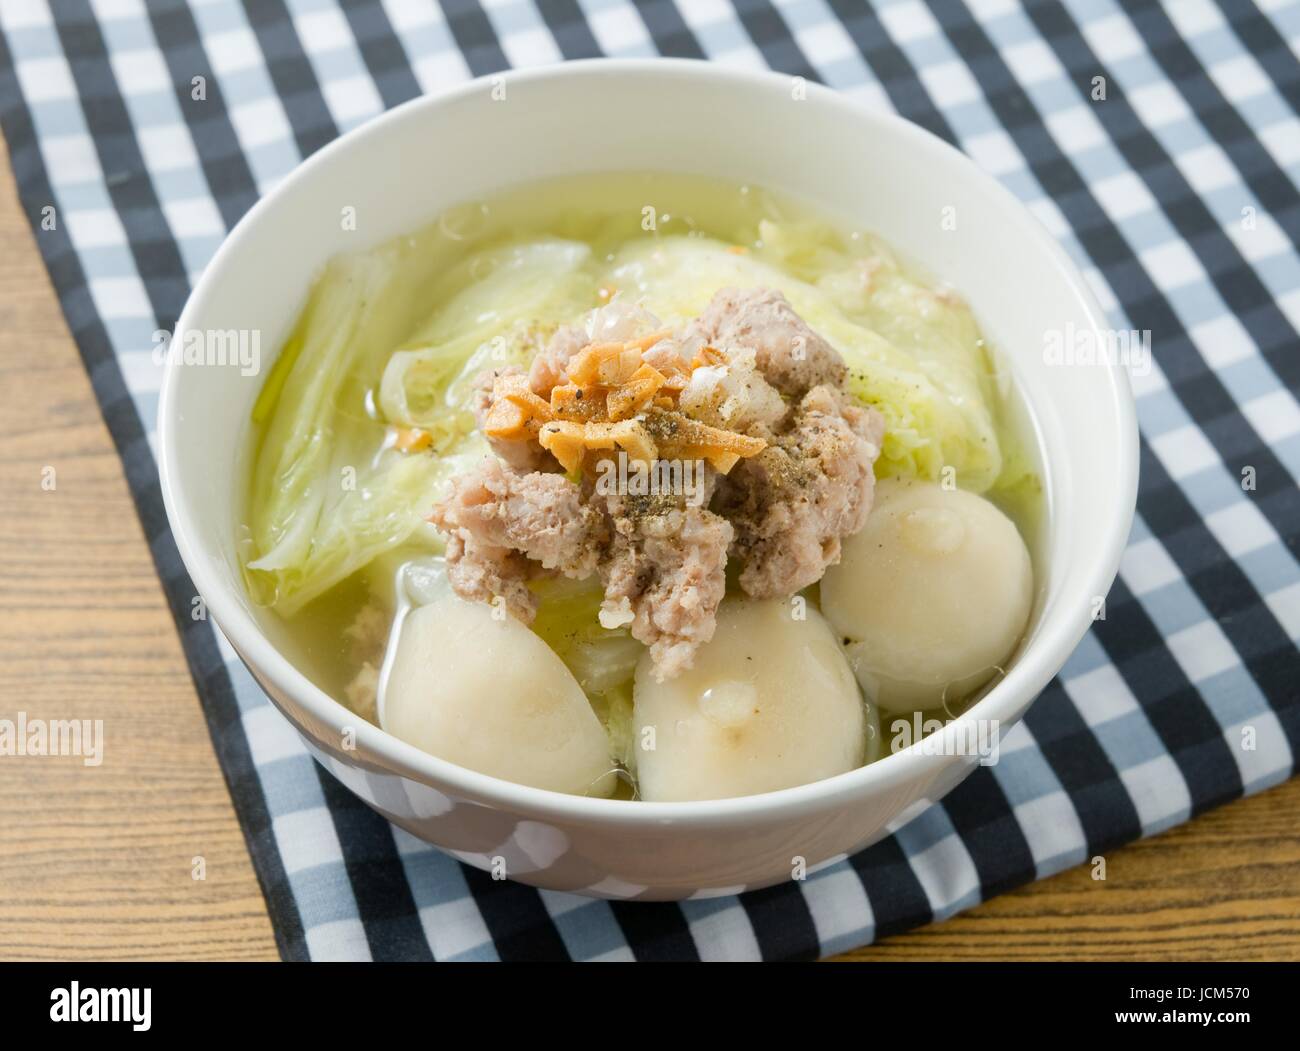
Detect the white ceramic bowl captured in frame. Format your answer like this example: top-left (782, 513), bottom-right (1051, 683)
top-left (158, 59), bottom-right (1137, 900)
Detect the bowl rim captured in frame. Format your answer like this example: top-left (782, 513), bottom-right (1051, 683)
top-left (158, 57), bottom-right (1139, 828)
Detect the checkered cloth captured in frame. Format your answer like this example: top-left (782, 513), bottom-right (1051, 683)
top-left (2, 0), bottom-right (1297, 962)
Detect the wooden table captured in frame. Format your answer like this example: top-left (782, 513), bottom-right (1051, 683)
top-left (1, 135), bottom-right (1297, 962)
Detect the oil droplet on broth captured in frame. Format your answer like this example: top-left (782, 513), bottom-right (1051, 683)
top-left (439, 200), bottom-right (489, 242)
top-left (469, 253), bottom-right (496, 280)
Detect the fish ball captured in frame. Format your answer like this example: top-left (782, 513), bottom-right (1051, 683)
top-left (820, 479), bottom-right (1033, 711)
top-left (633, 598), bottom-right (865, 801)
top-left (383, 597), bottom-right (615, 796)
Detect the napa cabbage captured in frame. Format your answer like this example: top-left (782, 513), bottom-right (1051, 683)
top-left (244, 236), bottom-right (593, 614)
top-left (607, 225), bottom-right (1004, 492)
top-left (378, 239), bottom-right (596, 433)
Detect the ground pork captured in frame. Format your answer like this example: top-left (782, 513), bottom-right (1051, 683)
top-left (687, 286), bottom-right (847, 397)
top-left (344, 601), bottom-right (388, 657)
top-left (430, 459), bottom-right (733, 677)
top-left (527, 324), bottom-right (587, 398)
top-left (428, 457), bottom-right (606, 621)
top-left (598, 495), bottom-right (734, 680)
top-left (342, 601), bottom-right (389, 725)
top-left (429, 290), bottom-right (883, 679)
top-left (716, 384), bottom-right (885, 599)
top-left (439, 531), bottom-right (538, 622)
top-left (344, 663), bottom-right (380, 725)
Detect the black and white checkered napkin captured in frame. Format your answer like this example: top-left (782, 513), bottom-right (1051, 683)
top-left (2, 0), bottom-right (1297, 960)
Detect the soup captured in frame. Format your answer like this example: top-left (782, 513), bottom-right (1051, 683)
top-left (240, 173), bottom-right (1043, 801)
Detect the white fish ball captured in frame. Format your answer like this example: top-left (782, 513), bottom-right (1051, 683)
top-left (383, 597), bottom-right (616, 797)
top-left (820, 479), bottom-right (1033, 711)
top-left (633, 598), bottom-right (865, 801)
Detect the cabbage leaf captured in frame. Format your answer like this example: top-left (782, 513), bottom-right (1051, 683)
top-left (244, 236), bottom-right (591, 614)
top-left (607, 227), bottom-right (1005, 492)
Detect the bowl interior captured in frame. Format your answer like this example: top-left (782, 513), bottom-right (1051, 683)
top-left (161, 61), bottom-right (1133, 811)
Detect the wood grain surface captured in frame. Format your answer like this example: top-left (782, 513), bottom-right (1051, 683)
top-left (0, 136), bottom-right (279, 961)
top-left (0, 134), bottom-right (1296, 962)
